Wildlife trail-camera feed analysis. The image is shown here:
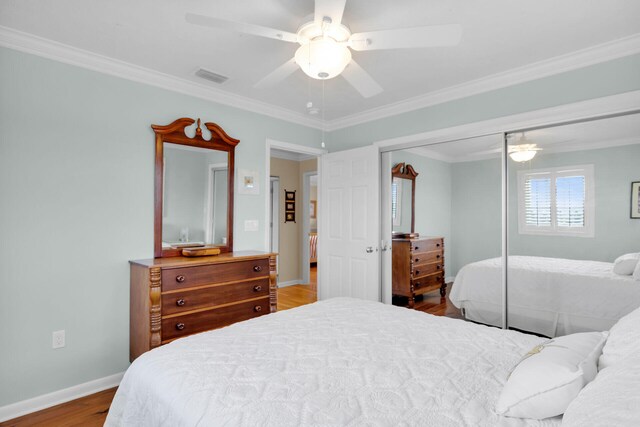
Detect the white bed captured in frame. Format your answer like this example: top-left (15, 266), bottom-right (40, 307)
top-left (107, 298), bottom-right (560, 426)
top-left (450, 256), bottom-right (640, 337)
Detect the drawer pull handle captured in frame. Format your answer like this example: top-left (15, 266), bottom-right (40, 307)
top-left (436, 254), bottom-right (441, 259)
top-left (415, 270), bottom-right (420, 276)
top-left (254, 305), bottom-right (262, 312)
top-left (253, 265), bottom-right (263, 272)
top-left (253, 285), bottom-right (262, 292)
top-left (176, 298), bottom-right (186, 307)
top-left (436, 243), bottom-right (441, 247)
top-left (176, 275), bottom-right (186, 283)
top-left (175, 323), bottom-right (185, 331)
top-left (437, 265), bottom-right (441, 270)
top-left (414, 246), bottom-right (419, 251)
top-left (414, 258), bottom-right (420, 263)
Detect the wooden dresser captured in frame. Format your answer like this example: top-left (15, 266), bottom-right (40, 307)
top-left (130, 251), bottom-right (277, 361)
top-left (392, 237), bottom-right (445, 308)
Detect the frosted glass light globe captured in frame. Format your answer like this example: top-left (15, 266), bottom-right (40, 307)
top-left (509, 150), bottom-right (537, 162)
top-left (509, 145), bottom-right (538, 162)
top-left (295, 38), bottom-right (352, 80)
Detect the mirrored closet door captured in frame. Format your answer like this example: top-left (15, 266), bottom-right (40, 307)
top-left (388, 134), bottom-right (505, 319)
top-left (506, 113), bottom-right (640, 337)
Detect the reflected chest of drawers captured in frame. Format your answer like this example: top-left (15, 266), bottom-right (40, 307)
top-left (130, 251), bottom-right (277, 361)
top-left (392, 237), bottom-right (445, 308)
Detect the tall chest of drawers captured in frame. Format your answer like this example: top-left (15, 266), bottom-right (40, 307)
top-left (130, 251), bottom-right (277, 361)
top-left (392, 237), bottom-right (445, 308)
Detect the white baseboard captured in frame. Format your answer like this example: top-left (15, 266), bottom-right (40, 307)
top-left (0, 371), bottom-right (124, 422)
top-left (277, 279), bottom-right (303, 288)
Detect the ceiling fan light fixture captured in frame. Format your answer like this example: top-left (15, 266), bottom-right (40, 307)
top-left (509, 143), bottom-right (540, 162)
top-left (295, 38), bottom-right (352, 80)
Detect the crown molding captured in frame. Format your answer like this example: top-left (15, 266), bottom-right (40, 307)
top-left (0, 25), bottom-right (324, 130)
top-left (376, 90), bottom-right (640, 152)
top-left (2, 25), bottom-right (639, 133)
top-left (405, 136), bottom-right (640, 164)
top-left (325, 33), bottom-right (640, 131)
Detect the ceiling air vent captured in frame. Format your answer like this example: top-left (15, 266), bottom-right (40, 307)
top-left (195, 68), bottom-right (229, 84)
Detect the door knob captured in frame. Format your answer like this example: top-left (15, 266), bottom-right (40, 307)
top-left (366, 246), bottom-right (374, 253)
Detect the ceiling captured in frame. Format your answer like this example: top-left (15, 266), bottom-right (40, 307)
top-left (1, 0), bottom-right (640, 123)
top-left (409, 112), bottom-right (640, 162)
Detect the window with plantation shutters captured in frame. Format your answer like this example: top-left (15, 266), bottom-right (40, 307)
top-left (518, 165), bottom-right (594, 237)
top-left (392, 177), bottom-right (402, 226)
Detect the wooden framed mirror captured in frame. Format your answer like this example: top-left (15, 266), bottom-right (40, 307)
top-left (152, 117), bottom-right (239, 258)
top-left (391, 162), bottom-right (418, 234)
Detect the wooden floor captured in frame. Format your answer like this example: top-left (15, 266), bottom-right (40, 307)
top-left (0, 387), bottom-right (117, 427)
top-left (277, 265), bottom-right (317, 311)
top-left (3, 271), bottom-right (461, 426)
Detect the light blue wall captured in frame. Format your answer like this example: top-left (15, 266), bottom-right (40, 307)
top-left (448, 144), bottom-right (640, 275)
top-left (328, 54), bottom-right (640, 150)
top-left (2, 42), bottom-right (640, 408)
top-left (451, 158), bottom-right (503, 275)
top-left (391, 152), bottom-right (453, 273)
top-left (0, 46), bottom-right (321, 406)
top-left (508, 143), bottom-right (640, 261)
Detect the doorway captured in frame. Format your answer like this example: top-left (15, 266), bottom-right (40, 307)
top-left (266, 139), bottom-right (325, 310)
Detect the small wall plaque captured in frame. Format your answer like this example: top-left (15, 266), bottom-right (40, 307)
top-left (284, 190), bottom-right (296, 223)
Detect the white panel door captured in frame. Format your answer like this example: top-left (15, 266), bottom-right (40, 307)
top-left (318, 145), bottom-right (380, 301)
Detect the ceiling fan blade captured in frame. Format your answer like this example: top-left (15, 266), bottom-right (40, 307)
top-left (349, 24), bottom-right (462, 51)
top-left (314, 0), bottom-right (347, 25)
top-left (254, 58), bottom-right (299, 89)
top-left (341, 59), bottom-right (383, 98)
top-left (186, 13), bottom-right (298, 43)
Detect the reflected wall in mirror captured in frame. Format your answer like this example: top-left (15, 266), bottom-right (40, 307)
top-left (153, 118), bottom-right (239, 258)
top-left (162, 143), bottom-right (228, 246)
top-left (389, 136), bottom-right (504, 310)
top-left (505, 112), bottom-right (640, 337)
top-left (391, 163), bottom-right (417, 234)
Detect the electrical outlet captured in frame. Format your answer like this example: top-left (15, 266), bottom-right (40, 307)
top-left (52, 330), bottom-right (65, 349)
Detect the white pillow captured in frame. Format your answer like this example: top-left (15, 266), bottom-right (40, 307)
top-left (563, 352), bottom-right (640, 427)
top-left (634, 259), bottom-right (640, 281)
top-left (613, 253), bottom-right (640, 275)
top-left (598, 305), bottom-right (640, 371)
top-left (496, 332), bottom-right (607, 420)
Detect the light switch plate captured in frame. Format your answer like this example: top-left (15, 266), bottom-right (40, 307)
top-left (244, 220), bottom-right (259, 232)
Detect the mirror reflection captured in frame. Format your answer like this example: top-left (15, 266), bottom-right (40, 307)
top-left (506, 113), bottom-right (640, 336)
top-left (392, 176), bottom-right (413, 233)
top-left (390, 138), bottom-right (504, 310)
top-left (162, 142), bottom-right (228, 248)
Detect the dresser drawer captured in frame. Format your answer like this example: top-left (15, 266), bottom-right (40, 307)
top-left (412, 273), bottom-right (444, 292)
top-left (411, 251), bottom-right (443, 265)
top-left (161, 278), bottom-right (270, 316)
top-left (162, 258), bottom-right (269, 291)
top-left (161, 297), bottom-right (270, 341)
top-left (411, 262), bottom-right (444, 279)
top-left (409, 238), bottom-right (443, 254)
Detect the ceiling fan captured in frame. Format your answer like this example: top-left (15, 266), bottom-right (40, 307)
top-left (186, 0), bottom-right (462, 98)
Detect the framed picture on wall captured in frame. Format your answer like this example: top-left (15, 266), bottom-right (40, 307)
top-left (286, 202), bottom-right (295, 211)
top-left (632, 181), bottom-right (640, 219)
top-left (310, 200), bottom-right (317, 219)
top-left (238, 169), bottom-right (259, 195)
top-left (285, 212), bottom-right (296, 223)
top-left (285, 190), bottom-right (295, 200)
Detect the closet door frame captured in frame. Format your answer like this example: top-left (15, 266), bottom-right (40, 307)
top-left (376, 91), bottom-right (640, 329)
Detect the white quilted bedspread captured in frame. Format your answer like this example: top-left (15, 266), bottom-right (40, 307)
top-left (106, 298), bottom-right (561, 426)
